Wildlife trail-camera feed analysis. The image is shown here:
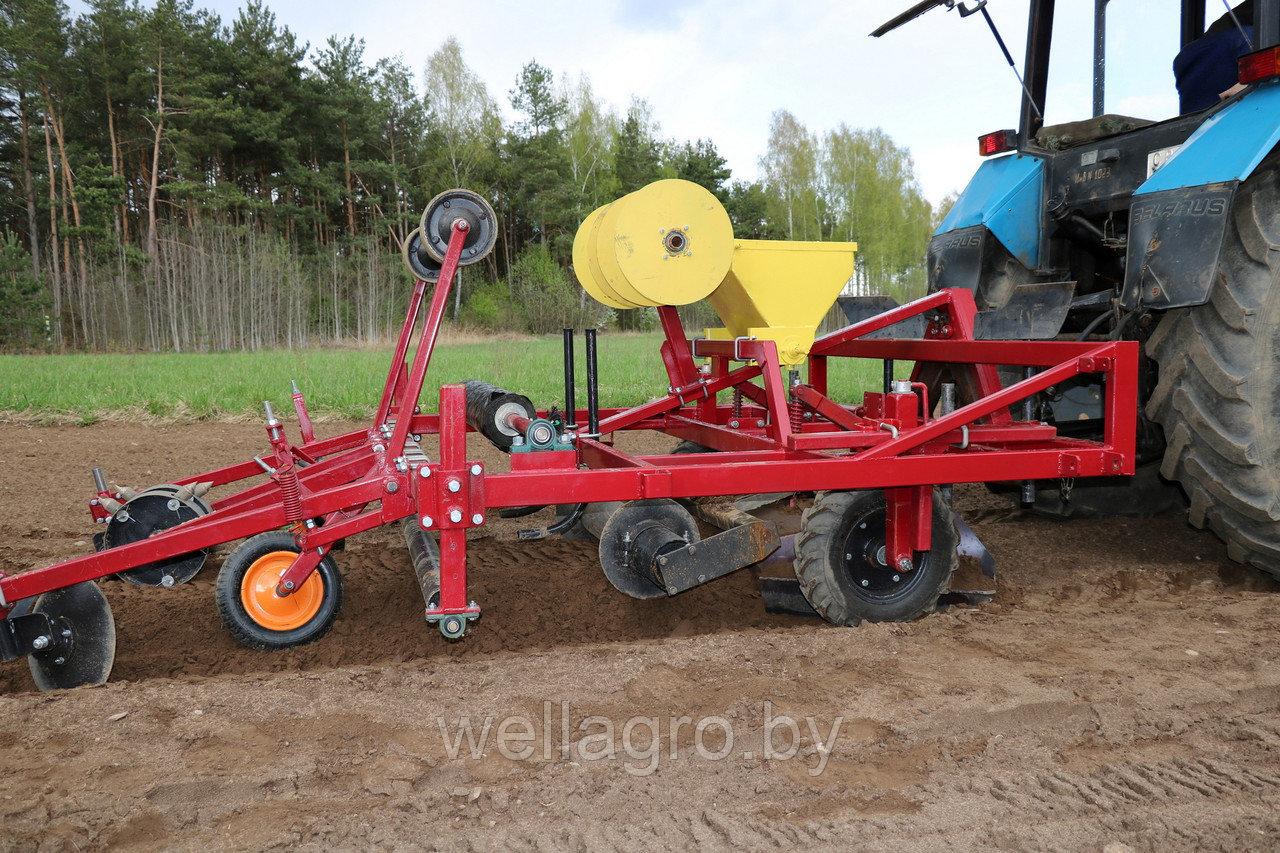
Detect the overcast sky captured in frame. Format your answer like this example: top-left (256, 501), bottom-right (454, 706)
top-left (68, 0), bottom-right (1189, 206)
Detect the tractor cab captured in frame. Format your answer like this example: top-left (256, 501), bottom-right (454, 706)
top-left (878, 1), bottom-right (1280, 325)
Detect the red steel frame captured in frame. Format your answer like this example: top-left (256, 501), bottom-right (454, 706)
top-left (0, 221), bottom-right (1139, 633)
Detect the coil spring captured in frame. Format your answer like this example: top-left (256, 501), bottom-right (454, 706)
top-left (278, 465), bottom-right (303, 523)
top-left (732, 387), bottom-right (743, 419)
top-left (789, 391), bottom-right (804, 433)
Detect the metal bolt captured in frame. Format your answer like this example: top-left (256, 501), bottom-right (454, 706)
top-left (60, 629), bottom-right (71, 638)
top-left (471, 513), bottom-right (483, 525)
top-left (447, 479), bottom-right (461, 493)
top-left (419, 467), bottom-right (432, 478)
top-left (283, 580), bottom-right (295, 590)
top-left (658, 556), bottom-right (669, 567)
top-left (167, 499), bottom-right (181, 511)
top-left (897, 557), bottom-right (913, 573)
top-left (845, 553), bottom-right (853, 560)
top-left (53, 656), bottom-right (66, 666)
top-left (161, 575), bottom-right (175, 588)
top-left (373, 444), bottom-right (385, 453)
top-left (892, 575), bottom-right (900, 583)
top-left (729, 419), bottom-right (740, 429)
top-left (421, 515), bottom-right (433, 527)
top-left (31, 635), bottom-right (49, 650)
top-left (756, 419), bottom-right (765, 428)
top-left (385, 481), bottom-right (399, 494)
top-left (698, 574), bottom-right (706, 583)
top-left (861, 579), bottom-right (870, 587)
top-left (687, 545), bottom-right (697, 555)
top-left (470, 464), bottom-right (482, 476)
top-left (449, 509), bottom-right (463, 523)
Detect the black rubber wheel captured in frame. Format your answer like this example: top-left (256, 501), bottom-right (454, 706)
top-left (27, 582), bottom-right (116, 690)
top-left (215, 531), bottom-right (343, 651)
top-left (794, 488), bottom-right (957, 625)
top-left (1146, 156), bottom-right (1280, 576)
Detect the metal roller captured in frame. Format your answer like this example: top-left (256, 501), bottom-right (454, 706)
top-left (462, 380), bottom-right (537, 452)
top-left (419, 189), bottom-right (497, 265)
top-left (582, 500), bottom-right (700, 599)
top-left (402, 517), bottom-right (441, 611)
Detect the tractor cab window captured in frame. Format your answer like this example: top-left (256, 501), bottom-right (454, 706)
top-left (1042, 1), bottom-right (1182, 129)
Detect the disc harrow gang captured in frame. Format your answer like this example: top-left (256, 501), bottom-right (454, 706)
top-left (0, 181), bottom-right (1140, 690)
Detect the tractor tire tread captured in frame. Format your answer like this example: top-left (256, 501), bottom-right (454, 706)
top-left (1146, 157), bottom-right (1280, 578)
top-left (794, 489), bottom-right (956, 626)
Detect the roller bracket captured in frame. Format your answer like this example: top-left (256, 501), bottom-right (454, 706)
top-left (659, 518), bottom-right (780, 595)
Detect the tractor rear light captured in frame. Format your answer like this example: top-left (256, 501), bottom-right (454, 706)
top-left (978, 129), bottom-right (1017, 156)
top-left (1239, 46), bottom-right (1280, 85)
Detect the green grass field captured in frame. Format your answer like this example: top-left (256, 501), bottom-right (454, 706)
top-left (0, 333), bottom-right (887, 423)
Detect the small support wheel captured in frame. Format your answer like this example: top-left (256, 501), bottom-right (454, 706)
top-left (27, 582), bottom-right (116, 690)
top-left (402, 227), bottom-right (443, 282)
top-left (795, 488), bottom-right (957, 626)
top-left (420, 189), bottom-right (497, 265)
top-left (215, 531), bottom-right (342, 651)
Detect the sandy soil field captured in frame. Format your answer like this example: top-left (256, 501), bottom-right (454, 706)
top-left (1, 421), bottom-right (1279, 851)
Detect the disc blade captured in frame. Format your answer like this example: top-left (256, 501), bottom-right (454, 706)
top-left (28, 582), bottom-right (116, 690)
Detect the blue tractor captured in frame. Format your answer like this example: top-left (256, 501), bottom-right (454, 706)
top-left (875, 1), bottom-right (1280, 575)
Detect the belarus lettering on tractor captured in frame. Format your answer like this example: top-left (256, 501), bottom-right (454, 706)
top-left (873, 0), bottom-right (1280, 575)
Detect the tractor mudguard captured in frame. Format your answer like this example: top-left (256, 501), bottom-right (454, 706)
top-left (931, 152), bottom-right (1045, 278)
top-left (1123, 80), bottom-right (1280, 310)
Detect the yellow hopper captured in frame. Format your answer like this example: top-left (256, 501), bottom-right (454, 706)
top-left (707, 239), bottom-right (857, 366)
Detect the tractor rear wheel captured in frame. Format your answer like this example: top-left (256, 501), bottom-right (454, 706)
top-left (216, 532), bottom-right (343, 650)
top-left (794, 488), bottom-right (957, 625)
top-left (1146, 157), bottom-right (1280, 577)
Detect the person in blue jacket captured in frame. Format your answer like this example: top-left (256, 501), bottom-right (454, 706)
top-left (1174, 1), bottom-right (1254, 112)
